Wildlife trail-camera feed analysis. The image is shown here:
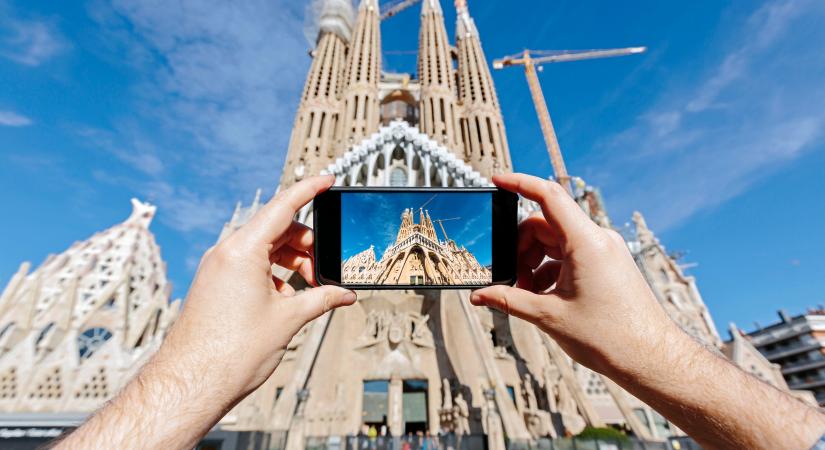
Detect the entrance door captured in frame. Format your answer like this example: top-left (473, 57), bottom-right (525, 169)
top-left (362, 380), bottom-right (389, 430)
top-left (402, 380), bottom-right (428, 434)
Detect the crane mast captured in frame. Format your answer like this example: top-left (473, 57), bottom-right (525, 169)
top-left (493, 47), bottom-right (646, 195)
top-left (522, 50), bottom-right (571, 192)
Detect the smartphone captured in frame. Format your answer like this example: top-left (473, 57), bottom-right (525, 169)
top-left (313, 187), bottom-right (518, 289)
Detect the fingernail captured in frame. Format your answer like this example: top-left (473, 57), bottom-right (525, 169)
top-left (342, 290), bottom-right (357, 303)
top-left (470, 293), bottom-right (480, 304)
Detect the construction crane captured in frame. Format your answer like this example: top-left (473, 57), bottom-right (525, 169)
top-left (380, 0), bottom-right (422, 20)
top-left (433, 217), bottom-right (461, 242)
top-left (493, 47), bottom-right (646, 194)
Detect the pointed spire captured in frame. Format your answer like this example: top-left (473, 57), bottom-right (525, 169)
top-left (632, 211), bottom-right (655, 244)
top-left (341, 0), bottom-right (382, 146)
top-left (317, 0), bottom-right (355, 42)
top-left (418, 0), bottom-right (461, 153)
top-left (454, 0), bottom-right (511, 177)
top-left (126, 198), bottom-right (156, 228)
top-left (252, 188), bottom-right (263, 208)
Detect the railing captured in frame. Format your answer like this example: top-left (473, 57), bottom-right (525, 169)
top-left (284, 434), bottom-right (687, 450)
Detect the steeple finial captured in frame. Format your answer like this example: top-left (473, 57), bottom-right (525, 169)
top-left (127, 198), bottom-right (156, 228)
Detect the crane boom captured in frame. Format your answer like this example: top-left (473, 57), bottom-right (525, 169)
top-left (492, 47), bottom-right (646, 194)
top-left (433, 217), bottom-right (460, 241)
top-left (380, 0), bottom-right (422, 20)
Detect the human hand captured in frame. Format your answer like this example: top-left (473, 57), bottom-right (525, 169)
top-left (155, 175), bottom-right (356, 405)
top-left (471, 173), bottom-right (684, 379)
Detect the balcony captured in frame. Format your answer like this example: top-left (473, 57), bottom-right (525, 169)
top-left (783, 357), bottom-right (825, 375)
top-left (762, 341), bottom-right (823, 361)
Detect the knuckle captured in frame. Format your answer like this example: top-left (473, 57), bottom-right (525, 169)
top-left (544, 180), bottom-right (566, 197)
top-left (605, 229), bottom-right (625, 245)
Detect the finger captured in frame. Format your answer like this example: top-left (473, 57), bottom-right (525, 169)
top-left (493, 173), bottom-right (596, 247)
top-left (270, 246), bottom-right (316, 285)
top-left (272, 276), bottom-right (296, 296)
top-left (287, 285), bottom-right (357, 322)
top-left (470, 285), bottom-right (563, 327)
top-left (532, 260), bottom-right (562, 293)
top-left (518, 215), bottom-right (562, 256)
top-left (272, 220), bottom-right (314, 253)
top-left (243, 175), bottom-right (334, 246)
top-left (516, 243), bottom-right (546, 291)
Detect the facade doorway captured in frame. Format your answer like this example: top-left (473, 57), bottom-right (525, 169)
top-left (362, 380), bottom-right (389, 430)
top-left (402, 379), bottom-right (428, 434)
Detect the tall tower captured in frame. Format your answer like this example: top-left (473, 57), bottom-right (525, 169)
top-left (280, 0), bottom-right (354, 187)
top-left (341, 0), bottom-right (382, 147)
top-left (417, 0), bottom-right (461, 152)
top-left (454, 0), bottom-right (512, 177)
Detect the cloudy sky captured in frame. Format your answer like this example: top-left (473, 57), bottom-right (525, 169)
top-left (1, 0), bottom-right (823, 334)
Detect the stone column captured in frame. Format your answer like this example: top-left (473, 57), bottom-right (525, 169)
top-left (388, 377), bottom-right (404, 437)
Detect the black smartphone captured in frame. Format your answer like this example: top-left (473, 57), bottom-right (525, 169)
top-left (314, 187), bottom-right (518, 289)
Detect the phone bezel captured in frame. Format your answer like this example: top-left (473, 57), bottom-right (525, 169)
top-left (313, 186), bottom-right (517, 290)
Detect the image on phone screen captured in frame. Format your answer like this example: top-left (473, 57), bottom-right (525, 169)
top-left (341, 192), bottom-right (492, 286)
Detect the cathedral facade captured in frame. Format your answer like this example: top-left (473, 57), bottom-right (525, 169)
top-left (0, 0), bottom-right (809, 448)
top-left (342, 207), bottom-right (491, 286)
top-left (214, 0), bottom-right (799, 447)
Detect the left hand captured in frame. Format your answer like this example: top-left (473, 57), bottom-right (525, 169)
top-left (154, 175), bottom-right (356, 405)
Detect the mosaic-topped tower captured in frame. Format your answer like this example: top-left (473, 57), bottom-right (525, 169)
top-left (418, 0), bottom-right (461, 153)
top-left (281, 0), bottom-right (355, 187)
top-left (454, 0), bottom-right (512, 177)
top-left (341, 0), bottom-right (383, 148)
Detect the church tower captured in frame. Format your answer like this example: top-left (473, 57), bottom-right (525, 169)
top-left (341, 0), bottom-right (382, 148)
top-left (280, 0), bottom-right (354, 187)
top-left (417, 0), bottom-right (461, 152)
top-left (454, 0), bottom-right (512, 177)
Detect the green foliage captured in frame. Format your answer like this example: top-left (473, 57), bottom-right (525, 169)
top-left (575, 426), bottom-right (630, 442)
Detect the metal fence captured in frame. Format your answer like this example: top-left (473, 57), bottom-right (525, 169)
top-left (290, 434), bottom-right (692, 450)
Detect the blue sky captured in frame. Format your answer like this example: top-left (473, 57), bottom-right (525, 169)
top-left (1, 0), bottom-right (823, 336)
top-left (341, 192), bottom-right (492, 265)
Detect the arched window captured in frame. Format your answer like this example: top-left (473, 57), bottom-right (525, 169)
top-left (78, 328), bottom-right (113, 360)
top-left (0, 322), bottom-right (14, 340)
top-left (390, 167), bottom-right (408, 186)
top-left (35, 322), bottom-right (55, 355)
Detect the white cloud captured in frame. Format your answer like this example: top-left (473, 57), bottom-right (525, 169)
top-left (142, 181), bottom-right (230, 233)
top-left (89, 0), bottom-right (310, 190)
top-left (0, 3), bottom-right (68, 66)
top-left (80, 0), bottom-right (314, 235)
top-left (76, 125), bottom-right (165, 175)
top-left (0, 110), bottom-right (32, 127)
top-left (588, 0), bottom-right (825, 232)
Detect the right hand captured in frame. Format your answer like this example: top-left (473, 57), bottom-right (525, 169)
top-left (471, 173), bottom-right (686, 379)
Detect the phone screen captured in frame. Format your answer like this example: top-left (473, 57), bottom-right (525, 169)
top-left (340, 191), bottom-right (492, 286)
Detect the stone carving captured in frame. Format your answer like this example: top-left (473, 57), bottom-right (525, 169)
top-left (357, 310), bottom-right (433, 349)
top-left (522, 373), bottom-right (555, 438)
top-left (453, 391), bottom-right (471, 435)
top-left (481, 389), bottom-right (505, 450)
top-left (554, 374), bottom-right (586, 435)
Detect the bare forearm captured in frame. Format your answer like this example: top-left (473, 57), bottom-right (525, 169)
top-left (55, 352), bottom-right (235, 450)
top-left (608, 325), bottom-right (824, 450)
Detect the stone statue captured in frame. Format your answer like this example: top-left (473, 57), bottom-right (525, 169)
top-left (442, 378), bottom-right (453, 410)
top-left (554, 375), bottom-right (586, 435)
top-left (453, 391), bottom-right (470, 436)
top-left (480, 389), bottom-right (505, 450)
top-left (522, 373), bottom-right (538, 411)
top-left (522, 373), bottom-right (555, 438)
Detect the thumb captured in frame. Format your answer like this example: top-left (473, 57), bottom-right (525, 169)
top-left (470, 285), bottom-right (562, 327)
top-left (288, 285), bottom-right (357, 322)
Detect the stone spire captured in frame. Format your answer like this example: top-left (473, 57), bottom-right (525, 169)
top-left (341, 0), bottom-right (382, 148)
top-left (418, 0), bottom-right (461, 153)
top-left (280, 0), bottom-right (355, 187)
top-left (454, 0), bottom-right (512, 177)
top-left (0, 199), bottom-right (180, 412)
